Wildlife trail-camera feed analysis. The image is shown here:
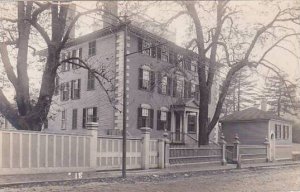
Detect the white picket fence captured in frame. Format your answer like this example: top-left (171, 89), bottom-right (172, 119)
top-left (0, 125), bottom-right (162, 175)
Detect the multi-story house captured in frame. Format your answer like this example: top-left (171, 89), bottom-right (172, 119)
top-left (47, 5), bottom-right (220, 144)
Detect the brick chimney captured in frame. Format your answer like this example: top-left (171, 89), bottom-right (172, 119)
top-left (102, 1), bottom-right (118, 28)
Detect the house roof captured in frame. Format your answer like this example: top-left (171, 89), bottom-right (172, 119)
top-left (220, 107), bottom-right (288, 123)
top-left (171, 98), bottom-right (199, 109)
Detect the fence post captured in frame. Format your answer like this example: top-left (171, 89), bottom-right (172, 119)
top-left (219, 133), bottom-right (227, 166)
top-left (158, 139), bottom-right (165, 169)
top-left (264, 137), bottom-right (270, 162)
top-left (233, 134), bottom-right (240, 167)
top-left (140, 127), bottom-right (151, 170)
top-left (163, 131), bottom-right (170, 168)
top-left (86, 122), bottom-right (98, 169)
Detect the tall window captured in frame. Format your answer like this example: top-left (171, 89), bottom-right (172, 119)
top-left (71, 79), bottom-right (81, 99)
top-left (161, 46), bottom-right (169, 62)
top-left (88, 41), bottom-right (96, 56)
top-left (137, 106), bottom-right (154, 128)
top-left (72, 49), bottom-right (80, 69)
top-left (60, 52), bottom-right (70, 72)
top-left (173, 75), bottom-right (184, 97)
top-left (283, 125), bottom-right (290, 140)
top-left (60, 82), bottom-right (70, 101)
top-left (61, 110), bottom-right (66, 130)
top-left (157, 110), bottom-right (171, 131)
top-left (87, 71), bottom-right (95, 90)
top-left (72, 109), bottom-right (77, 130)
top-left (138, 68), bottom-right (155, 91)
top-left (82, 107), bottom-right (97, 128)
top-left (275, 124), bottom-right (282, 139)
top-left (187, 114), bottom-right (197, 133)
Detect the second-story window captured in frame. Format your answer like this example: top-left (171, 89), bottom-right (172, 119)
top-left (138, 67), bottom-right (155, 91)
top-left (60, 82), bottom-right (70, 101)
top-left (60, 53), bottom-right (70, 72)
top-left (158, 72), bottom-right (171, 95)
top-left (71, 79), bottom-right (81, 100)
top-left (71, 49), bottom-right (80, 69)
top-left (173, 75), bottom-right (184, 98)
top-left (161, 46), bottom-right (169, 62)
top-left (88, 41), bottom-right (96, 56)
top-left (87, 71), bottom-right (95, 90)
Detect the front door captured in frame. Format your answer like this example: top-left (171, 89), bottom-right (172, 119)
top-left (175, 112), bottom-right (181, 142)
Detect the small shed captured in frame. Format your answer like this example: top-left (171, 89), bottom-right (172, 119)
top-left (220, 107), bottom-right (293, 161)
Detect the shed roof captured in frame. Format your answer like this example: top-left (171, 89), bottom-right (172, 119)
top-left (220, 107), bottom-right (288, 123)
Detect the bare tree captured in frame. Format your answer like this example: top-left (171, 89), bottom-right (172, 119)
top-left (0, 2), bottom-right (117, 131)
top-left (157, 1), bottom-right (300, 145)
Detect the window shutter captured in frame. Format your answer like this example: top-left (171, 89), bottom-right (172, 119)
top-left (149, 109), bottom-right (154, 128)
top-left (138, 68), bottom-right (143, 89)
top-left (93, 107), bottom-right (97, 122)
top-left (66, 82), bottom-right (70, 100)
top-left (184, 81), bottom-right (188, 98)
top-left (167, 112), bottom-right (171, 131)
top-left (150, 71), bottom-right (155, 91)
top-left (82, 108), bottom-right (86, 128)
top-left (157, 110), bottom-right (161, 130)
top-left (173, 78), bottom-right (177, 97)
top-left (138, 38), bottom-right (143, 53)
top-left (71, 80), bottom-right (74, 99)
top-left (78, 79), bottom-right (81, 99)
top-left (167, 77), bottom-right (172, 96)
top-left (157, 46), bottom-right (161, 60)
top-left (157, 72), bottom-right (162, 94)
top-left (137, 107), bottom-right (142, 128)
top-left (72, 109), bottom-right (77, 129)
top-left (151, 44), bottom-right (156, 58)
top-left (60, 83), bottom-right (64, 101)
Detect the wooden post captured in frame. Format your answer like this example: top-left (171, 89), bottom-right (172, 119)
top-left (158, 139), bottom-right (165, 169)
top-left (219, 133), bottom-right (227, 166)
top-left (234, 134), bottom-right (241, 168)
top-left (86, 122), bottom-right (98, 169)
top-left (264, 137), bottom-right (270, 162)
top-left (140, 127), bottom-right (151, 169)
top-left (163, 131), bottom-right (170, 168)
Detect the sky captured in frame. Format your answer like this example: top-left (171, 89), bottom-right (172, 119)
top-left (0, 0), bottom-right (300, 101)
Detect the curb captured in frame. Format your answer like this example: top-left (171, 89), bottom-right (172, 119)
top-left (0, 161), bottom-right (299, 189)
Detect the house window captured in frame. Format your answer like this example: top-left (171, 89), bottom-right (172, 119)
top-left (184, 58), bottom-right (191, 71)
top-left (71, 79), bottom-right (81, 99)
top-left (87, 71), bottom-right (95, 90)
top-left (173, 75), bottom-right (184, 97)
top-left (138, 68), bottom-right (155, 91)
top-left (72, 109), bottom-right (77, 130)
top-left (169, 51), bottom-right (177, 65)
top-left (60, 52), bottom-right (70, 72)
top-left (283, 125), bottom-right (289, 140)
top-left (157, 110), bottom-right (171, 131)
top-left (137, 106), bottom-right (154, 128)
top-left (191, 60), bottom-right (197, 72)
top-left (177, 54), bottom-right (184, 68)
top-left (60, 82), bottom-right (70, 101)
top-left (71, 49), bottom-right (80, 69)
top-left (82, 107), bottom-right (97, 128)
top-left (88, 41), bottom-right (96, 56)
top-left (61, 110), bottom-right (66, 130)
top-left (187, 113), bottom-right (197, 133)
top-left (54, 76), bottom-right (60, 95)
top-left (161, 46), bottom-right (169, 62)
top-left (275, 124), bottom-right (282, 139)
top-left (158, 73), bottom-right (170, 95)
top-left (142, 40), bottom-right (151, 56)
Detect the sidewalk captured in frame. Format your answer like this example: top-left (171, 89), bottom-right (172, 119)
top-left (0, 160), bottom-right (299, 188)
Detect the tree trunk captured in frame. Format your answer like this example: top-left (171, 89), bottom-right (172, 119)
top-left (198, 86), bottom-right (209, 146)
